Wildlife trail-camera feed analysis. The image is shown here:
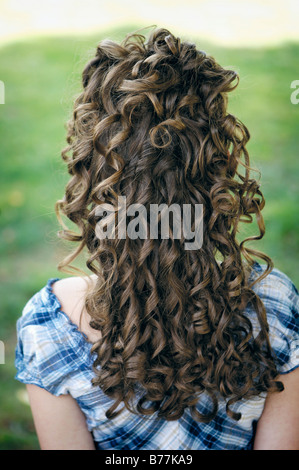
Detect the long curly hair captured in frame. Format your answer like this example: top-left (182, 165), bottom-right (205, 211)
top-left (56, 27), bottom-right (283, 422)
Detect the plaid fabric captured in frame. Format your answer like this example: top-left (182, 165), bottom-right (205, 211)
top-left (15, 262), bottom-right (299, 450)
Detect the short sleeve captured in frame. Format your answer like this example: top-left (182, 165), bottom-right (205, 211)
top-left (249, 264), bottom-right (299, 374)
top-left (15, 279), bottom-right (94, 397)
top-left (15, 298), bottom-right (46, 389)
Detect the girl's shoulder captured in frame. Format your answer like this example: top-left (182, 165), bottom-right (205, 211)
top-left (247, 263), bottom-right (299, 374)
top-left (18, 275), bottom-right (100, 343)
top-left (249, 262), bottom-right (299, 319)
top-left (15, 277), bottom-right (97, 396)
top-left (52, 275), bottom-right (100, 343)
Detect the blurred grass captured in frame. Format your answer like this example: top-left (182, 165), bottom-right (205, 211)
top-left (0, 25), bottom-right (298, 449)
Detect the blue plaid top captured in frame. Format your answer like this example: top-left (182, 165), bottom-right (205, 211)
top-left (15, 263), bottom-right (299, 450)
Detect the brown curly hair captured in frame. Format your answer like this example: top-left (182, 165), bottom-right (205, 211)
top-left (56, 27), bottom-right (283, 422)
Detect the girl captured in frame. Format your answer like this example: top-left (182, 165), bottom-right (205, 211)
top-left (15, 28), bottom-right (299, 450)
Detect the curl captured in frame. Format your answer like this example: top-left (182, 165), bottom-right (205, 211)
top-left (56, 27), bottom-right (282, 422)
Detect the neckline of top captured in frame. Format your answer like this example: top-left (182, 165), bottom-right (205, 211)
top-left (45, 277), bottom-right (90, 343)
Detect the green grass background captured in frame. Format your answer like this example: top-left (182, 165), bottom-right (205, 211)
top-left (0, 25), bottom-right (298, 449)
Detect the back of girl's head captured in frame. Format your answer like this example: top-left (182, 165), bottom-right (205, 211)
top-left (56, 28), bottom-right (282, 422)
